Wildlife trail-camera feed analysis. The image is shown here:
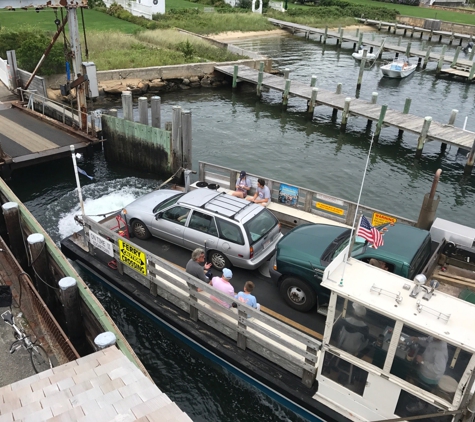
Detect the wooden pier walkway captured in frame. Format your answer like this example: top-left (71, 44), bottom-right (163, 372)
top-left (215, 64), bottom-right (475, 152)
top-left (269, 18), bottom-right (475, 78)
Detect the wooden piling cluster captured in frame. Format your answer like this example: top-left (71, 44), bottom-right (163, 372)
top-left (219, 64), bottom-right (475, 175)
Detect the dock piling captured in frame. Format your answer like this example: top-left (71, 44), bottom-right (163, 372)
top-left (283, 68), bottom-right (290, 80)
top-left (323, 26), bottom-right (328, 44)
top-left (398, 36), bottom-right (402, 46)
top-left (468, 62), bottom-right (475, 81)
top-left (357, 33), bottom-right (363, 51)
top-left (371, 92), bottom-right (378, 104)
top-left (336, 83), bottom-right (342, 95)
top-left (464, 138), bottom-right (475, 176)
top-left (94, 332), bottom-right (117, 350)
top-left (340, 97), bottom-right (351, 132)
top-left (423, 46), bottom-right (432, 70)
top-left (138, 97), bottom-right (148, 125)
top-left (436, 45), bottom-right (447, 74)
top-left (405, 42), bottom-right (412, 59)
top-left (2, 202), bottom-right (27, 268)
top-left (416, 117), bottom-right (432, 158)
top-left (59, 277), bottom-right (85, 350)
top-left (355, 28), bottom-right (359, 37)
top-left (257, 61), bottom-right (264, 97)
top-left (172, 106), bottom-right (183, 171)
top-left (469, 48), bottom-right (475, 61)
top-left (182, 110), bottom-right (192, 170)
top-left (121, 91), bottom-right (133, 122)
top-left (151, 96), bottom-right (161, 128)
top-left (338, 29), bottom-right (344, 46)
top-left (356, 50), bottom-right (367, 90)
top-left (109, 109), bottom-right (118, 118)
top-left (282, 79), bottom-right (291, 110)
top-left (308, 88), bottom-right (318, 115)
top-left (429, 30), bottom-right (433, 42)
top-left (411, 26), bottom-right (415, 38)
top-left (310, 75), bottom-right (317, 87)
top-left (374, 105), bottom-right (388, 141)
top-left (451, 47), bottom-right (461, 67)
top-left (232, 65), bottom-right (239, 89)
top-left (332, 83), bottom-right (342, 121)
top-left (398, 98), bottom-right (412, 137)
top-left (27, 233), bottom-right (54, 309)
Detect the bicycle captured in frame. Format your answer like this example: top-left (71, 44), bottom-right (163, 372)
top-left (1, 310), bottom-right (53, 373)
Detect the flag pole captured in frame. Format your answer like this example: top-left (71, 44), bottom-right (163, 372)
top-left (70, 145), bottom-right (86, 217)
top-left (339, 132), bottom-right (375, 286)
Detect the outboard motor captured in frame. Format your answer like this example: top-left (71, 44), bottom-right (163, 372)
top-left (463, 41), bottom-right (473, 54)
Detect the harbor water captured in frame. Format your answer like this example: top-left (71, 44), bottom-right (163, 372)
top-left (7, 30), bottom-right (475, 421)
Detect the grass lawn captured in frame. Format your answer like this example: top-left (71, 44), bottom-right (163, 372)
top-left (0, 9), bottom-right (142, 34)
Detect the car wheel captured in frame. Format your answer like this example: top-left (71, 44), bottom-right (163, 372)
top-left (131, 219), bottom-right (151, 240)
top-left (209, 250), bottom-right (231, 271)
top-left (279, 277), bottom-right (317, 312)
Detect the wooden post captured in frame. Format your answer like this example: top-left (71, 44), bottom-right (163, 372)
top-left (440, 109), bottom-right (458, 153)
top-left (470, 48), bottom-right (475, 61)
top-left (336, 83), bottom-right (342, 94)
top-left (283, 68), bottom-right (290, 80)
top-left (429, 30), bottom-right (433, 42)
top-left (451, 46), bottom-right (461, 67)
top-left (378, 38), bottom-right (386, 59)
top-left (468, 62), bottom-right (475, 81)
top-left (397, 36), bottom-right (402, 46)
top-left (109, 109), bottom-right (118, 118)
top-left (2, 202), bottom-right (27, 268)
top-left (421, 41), bottom-right (426, 51)
top-left (378, 21), bottom-right (382, 31)
top-left (308, 88), bottom-right (318, 115)
top-left (138, 97), bottom-right (148, 125)
top-left (416, 117), bottom-right (432, 159)
top-left (121, 91), bottom-right (133, 122)
top-left (332, 83), bottom-right (342, 121)
top-left (372, 33), bottom-right (375, 41)
top-left (257, 61), bottom-right (264, 97)
top-left (436, 45), bottom-right (447, 74)
top-left (232, 65), bottom-right (238, 89)
top-left (172, 106), bottom-right (182, 172)
top-left (423, 46), bottom-right (432, 70)
top-left (405, 42), bottom-right (412, 59)
top-left (181, 110), bottom-right (192, 170)
top-left (27, 233), bottom-right (54, 309)
top-left (449, 30), bottom-right (454, 45)
top-left (323, 26), bottom-right (328, 44)
top-left (282, 79), bottom-right (291, 110)
top-left (411, 26), bottom-right (415, 38)
top-left (464, 137), bottom-right (475, 176)
top-left (59, 277), bottom-right (85, 350)
top-left (151, 96), bottom-right (161, 128)
top-left (338, 28), bottom-right (344, 46)
top-left (357, 33), bottom-right (363, 51)
top-left (340, 97), bottom-right (351, 132)
top-left (356, 50), bottom-right (367, 90)
top-left (310, 75), bottom-right (317, 87)
top-left (398, 98), bottom-right (412, 137)
top-left (371, 92), bottom-right (378, 104)
top-left (374, 104), bottom-right (387, 141)
top-left (355, 28), bottom-right (359, 37)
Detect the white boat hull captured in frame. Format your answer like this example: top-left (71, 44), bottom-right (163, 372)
top-left (380, 62), bottom-right (416, 78)
top-left (352, 50), bottom-right (376, 60)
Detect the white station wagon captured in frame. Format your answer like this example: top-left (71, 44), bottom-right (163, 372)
top-left (122, 188), bottom-right (282, 270)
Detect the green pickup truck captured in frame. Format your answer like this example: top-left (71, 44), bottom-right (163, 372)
top-left (268, 223), bottom-right (432, 312)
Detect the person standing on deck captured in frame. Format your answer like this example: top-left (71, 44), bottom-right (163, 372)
top-left (186, 248), bottom-right (213, 291)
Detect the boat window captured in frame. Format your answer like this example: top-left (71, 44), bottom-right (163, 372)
top-left (394, 390), bottom-right (452, 422)
top-left (215, 218), bottom-right (244, 245)
top-left (153, 193), bottom-right (184, 213)
top-left (389, 325), bottom-right (472, 403)
top-left (329, 296), bottom-right (396, 370)
top-left (322, 351), bottom-right (368, 396)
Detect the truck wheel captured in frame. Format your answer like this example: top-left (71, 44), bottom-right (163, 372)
top-left (280, 277), bottom-right (316, 312)
top-left (209, 250), bottom-right (231, 271)
top-left (131, 219), bottom-right (151, 240)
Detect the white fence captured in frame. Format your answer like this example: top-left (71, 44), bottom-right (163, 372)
top-left (102, 0), bottom-right (165, 18)
top-left (0, 57), bottom-right (11, 89)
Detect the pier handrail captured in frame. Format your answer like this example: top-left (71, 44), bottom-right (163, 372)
top-left (198, 161), bottom-right (416, 228)
top-left (83, 214), bottom-right (322, 387)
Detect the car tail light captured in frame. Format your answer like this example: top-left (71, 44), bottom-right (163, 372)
top-left (250, 247), bottom-right (254, 259)
top-left (273, 263), bottom-right (277, 271)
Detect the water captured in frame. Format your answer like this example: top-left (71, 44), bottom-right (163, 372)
top-left (6, 31), bottom-right (475, 421)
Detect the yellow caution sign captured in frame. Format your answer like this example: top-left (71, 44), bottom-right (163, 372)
top-left (118, 239), bottom-right (147, 276)
top-left (316, 202), bottom-right (344, 216)
top-left (372, 212), bottom-right (397, 227)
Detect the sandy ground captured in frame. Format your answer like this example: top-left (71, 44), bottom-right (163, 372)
top-left (209, 24), bottom-right (376, 42)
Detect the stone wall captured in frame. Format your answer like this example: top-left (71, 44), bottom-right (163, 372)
top-left (398, 15), bottom-right (475, 35)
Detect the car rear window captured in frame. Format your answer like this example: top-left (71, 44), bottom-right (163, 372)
top-left (244, 209), bottom-right (278, 245)
top-left (216, 218), bottom-right (244, 245)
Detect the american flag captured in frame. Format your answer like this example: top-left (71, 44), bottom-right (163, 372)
top-left (357, 215), bottom-right (384, 249)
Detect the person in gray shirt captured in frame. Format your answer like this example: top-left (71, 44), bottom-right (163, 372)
top-left (186, 248), bottom-right (213, 284)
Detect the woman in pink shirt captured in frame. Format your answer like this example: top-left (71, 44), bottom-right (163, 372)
top-left (209, 268), bottom-right (235, 308)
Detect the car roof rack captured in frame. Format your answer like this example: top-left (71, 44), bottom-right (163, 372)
top-left (203, 193), bottom-right (254, 219)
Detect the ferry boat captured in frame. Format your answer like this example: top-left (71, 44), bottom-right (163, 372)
top-left (61, 161), bottom-right (475, 422)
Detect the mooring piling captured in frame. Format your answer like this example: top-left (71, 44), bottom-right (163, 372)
top-left (464, 138), bottom-right (475, 176)
top-left (27, 233), bottom-right (54, 309)
top-left (423, 46), bottom-right (432, 70)
top-left (282, 79), bottom-right (291, 110)
top-left (356, 50), bottom-right (367, 90)
top-left (308, 88), bottom-right (318, 115)
top-left (121, 91), bottom-right (133, 122)
top-left (357, 33), bottom-right (363, 51)
top-left (2, 202), bottom-right (27, 268)
top-left (323, 26), bottom-right (328, 44)
top-left (397, 37), bottom-right (402, 46)
top-left (138, 97), bottom-right (148, 125)
top-left (405, 42), bottom-right (412, 58)
top-left (338, 28), bottom-right (344, 46)
top-left (182, 110), bottom-right (192, 170)
top-left (341, 97), bottom-right (351, 132)
top-left (416, 117), bottom-right (432, 158)
top-left (468, 62), bottom-right (475, 81)
top-left (371, 92), bottom-right (378, 104)
top-left (109, 109), bottom-right (118, 118)
top-left (470, 48), bottom-right (475, 61)
top-left (374, 105), bottom-right (388, 141)
top-left (436, 45), bottom-right (447, 74)
top-left (451, 47), bottom-right (461, 67)
top-left (172, 106), bottom-right (183, 171)
top-left (257, 61), bottom-right (264, 97)
top-left (441, 109), bottom-right (458, 153)
top-left (283, 68), bottom-right (290, 80)
top-left (398, 98), bottom-right (412, 138)
top-left (151, 96), bottom-right (161, 128)
top-left (232, 65), bottom-right (239, 89)
top-left (332, 83), bottom-right (342, 121)
top-left (310, 75), bottom-right (317, 87)
top-left (59, 276), bottom-right (85, 350)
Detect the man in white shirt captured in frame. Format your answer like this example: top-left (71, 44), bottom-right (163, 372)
top-left (247, 178), bottom-right (271, 207)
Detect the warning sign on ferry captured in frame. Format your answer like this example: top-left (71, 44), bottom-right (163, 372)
top-left (316, 202), bottom-right (344, 216)
top-left (118, 239), bottom-right (147, 275)
top-left (372, 212), bottom-right (397, 227)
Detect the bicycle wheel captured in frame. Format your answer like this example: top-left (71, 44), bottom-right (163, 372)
top-left (29, 344), bottom-right (52, 373)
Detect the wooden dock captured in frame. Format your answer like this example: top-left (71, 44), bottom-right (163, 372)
top-left (215, 64), bottom-right (475, 160)
top-left (269, 18), bottom-right (475, 78)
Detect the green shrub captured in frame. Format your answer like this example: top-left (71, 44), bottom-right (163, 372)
top-left (177, 39), bottom-right (195, 59)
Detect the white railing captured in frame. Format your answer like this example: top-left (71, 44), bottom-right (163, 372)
top-left (102, 0), bottom-right (165, 18)
top-left (0, 57), bottom-right (11, 89)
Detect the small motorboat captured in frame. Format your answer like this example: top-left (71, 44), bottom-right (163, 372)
top-left (352, 47), bottom-right (376, 61)
top-left (380, 59), bottom-right (416, 78)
